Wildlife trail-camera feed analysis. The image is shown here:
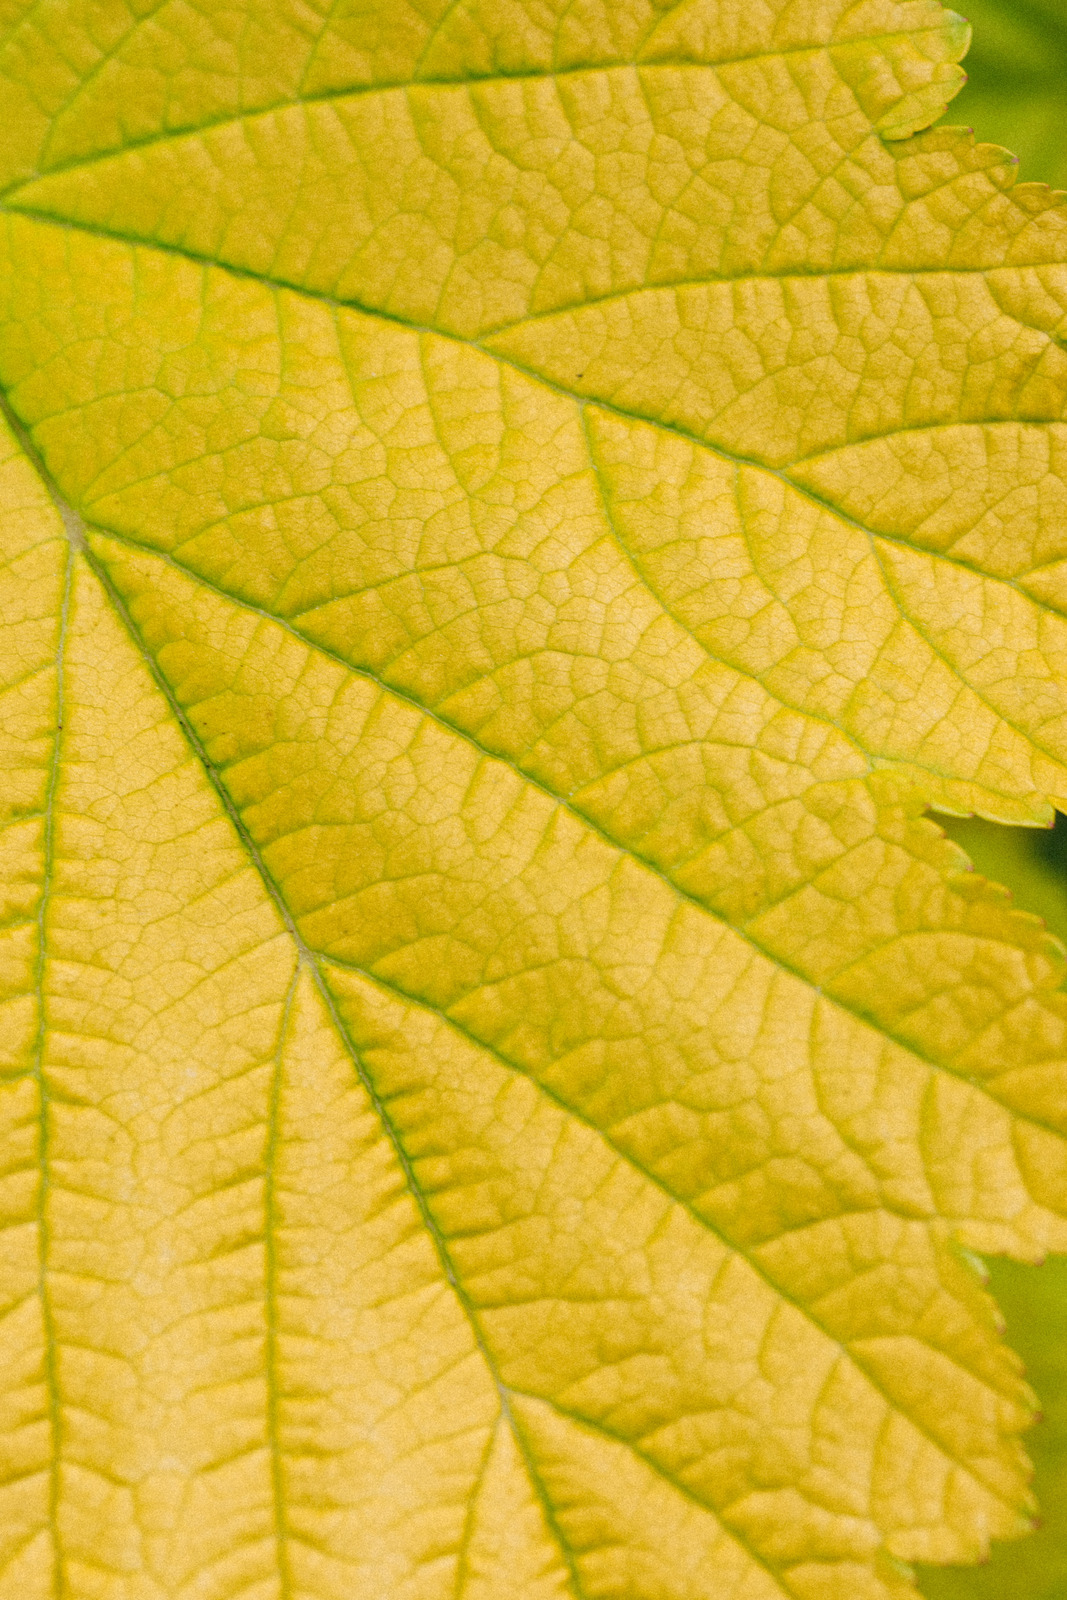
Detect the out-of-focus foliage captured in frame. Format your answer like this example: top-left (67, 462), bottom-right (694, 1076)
top-left (940, 816), bottom-right (1067, 950)
top-left (951, 0), bottom-right (1067, 190)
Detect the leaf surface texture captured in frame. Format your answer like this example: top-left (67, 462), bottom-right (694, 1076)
top-left (3, 2), bottom-right (1067, 1596)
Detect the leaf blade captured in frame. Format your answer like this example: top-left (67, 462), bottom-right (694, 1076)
top-left (1, 2), bottom-right (1066, 1594)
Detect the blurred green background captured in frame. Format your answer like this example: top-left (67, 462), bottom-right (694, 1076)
top-left (949, 0), bottom-right (1067, 189)
top-left (907, 5), bottom-right (1067, 1591)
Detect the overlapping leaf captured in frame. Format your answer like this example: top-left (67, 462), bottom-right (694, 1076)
top-left (932, 1250), bottom-right (1067, 1600)
top-left (921, 809), bottom-right (1067, 1600)
top-left (5, 1), bottom-right (1067, 1596)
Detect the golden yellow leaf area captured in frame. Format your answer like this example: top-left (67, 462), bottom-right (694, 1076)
top-left (6, 0), bottom-right (1067, 1594)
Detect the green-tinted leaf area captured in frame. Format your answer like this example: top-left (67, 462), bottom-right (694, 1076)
top-left (5, 3), bottom-right (1067, 1598)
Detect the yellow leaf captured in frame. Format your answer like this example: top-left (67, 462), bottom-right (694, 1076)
top-left (3, 2), bottom-right (1067, 1596)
